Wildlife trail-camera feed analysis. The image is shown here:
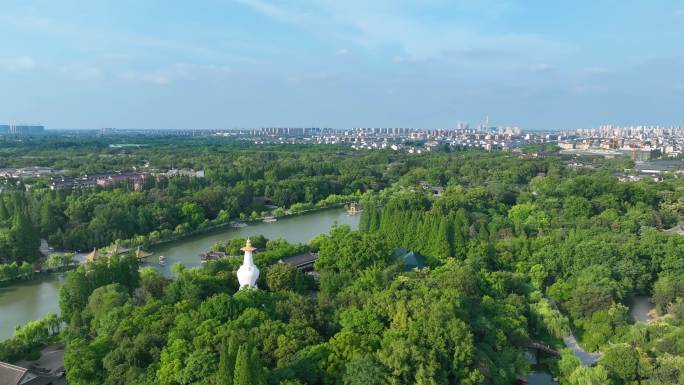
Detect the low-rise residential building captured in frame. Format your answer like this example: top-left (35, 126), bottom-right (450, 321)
top-left (165, 169), bottom-right (205, 178)
top-left (96, 173), bottom-right (150, 190)
top-left (0, 167), bottom-right (54, 178)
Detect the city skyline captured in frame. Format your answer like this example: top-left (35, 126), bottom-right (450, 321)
top-left (1, 1), bottom-right (683, 130)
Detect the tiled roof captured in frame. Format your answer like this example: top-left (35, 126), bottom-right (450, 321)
top-left (282, 252), bottom-right (318, 268)
top-left (664, 225), bottom-right (684, 235)
top-left (0, 361), bottom-right (27, 385)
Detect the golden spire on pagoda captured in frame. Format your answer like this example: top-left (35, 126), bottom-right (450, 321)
top-left (240, 238), bottom-right (256, 252)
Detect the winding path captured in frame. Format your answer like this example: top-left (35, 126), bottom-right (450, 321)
top-left (547, 298), bottom-right (602, 366)
top-left (560, 296), bottom-right (655, 366)
top-left (562, 334), bottom-right (601, 366)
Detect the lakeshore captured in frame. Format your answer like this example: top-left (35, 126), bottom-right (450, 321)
top-left (0, 202), bottom-right (353, 287)
top-left (0, 207), bottom-right (359, 341)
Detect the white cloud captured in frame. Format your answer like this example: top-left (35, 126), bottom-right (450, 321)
top-left (120, 71), bottom-right (172, 85)
top-left (1, 56), bottom-right (36, 72)
top-left (234, 0), bottom-right (307, 24)
top-left (21, 16), bottom-right (55, 30)
top-left (0, 14), bottom-right (251, 68)
top-left (0, 15), bottom-right (57, 32)
top-left (233, 0), bottom-right (565, 62)
top-left (335, 48), bottom-right (351, 57)
top-left (119, 63), bottom-right (231, 85)
top-left (57, 64), bottom-right (104, 80)
top-left (531, 63), bottom-right (553, 73)
top-left (285, 70), bottom-right (335, 86)
top-left (584, 67), bottom-right (610, 75)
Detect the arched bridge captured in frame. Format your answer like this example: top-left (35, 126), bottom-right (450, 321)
top-left (527, 340), bottom-right (560, 357)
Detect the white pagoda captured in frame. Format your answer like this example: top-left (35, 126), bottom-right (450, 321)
top-left (237, 239), bottom-right (259, 289)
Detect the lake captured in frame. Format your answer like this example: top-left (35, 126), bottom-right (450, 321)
top-left (528, 371), bottom-right (558, 385)
top-left (0, 274), bottom-right (66, 340)
top-left (0, 208), bottom-right (359, 340)
top-left (150, 208), bottom-right (359, 275)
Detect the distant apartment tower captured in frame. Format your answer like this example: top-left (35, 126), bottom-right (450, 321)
top-left (9, 125), bottom-right (45, 135)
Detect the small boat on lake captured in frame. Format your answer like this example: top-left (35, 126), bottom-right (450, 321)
top-left (263, 217), bottom-right (277, 223)
top-left (229, 221), bottom-right (248, 228)
top-left (158, 255), bottom-right (167, 266)
top-left (347, 202), bottom-right (361, 215)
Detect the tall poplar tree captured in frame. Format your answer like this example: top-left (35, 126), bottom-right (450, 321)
top-left (10, 205), bottom-right (40, 262)
top-left (217, 335), bottom-right (239, 385)
top-left (0, 197), bottom-right (8, 222)
top-left (233, 345), bottom-right (251, 385)
top-left (432, 216), bottom-right (453, 260)
top-left (248, 345), bottom-right (266, 385)
top-left (233, 343), bottom-right (266, 385)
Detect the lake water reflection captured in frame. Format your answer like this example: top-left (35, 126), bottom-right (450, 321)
top-left (150, 208), bottom-right (359, 276)
top-left (528, 371), bottom-right (558, 385)
top-left (0, 208), bottom-right (359, 340)
top-left (0, 274), bottom-right (66, 340)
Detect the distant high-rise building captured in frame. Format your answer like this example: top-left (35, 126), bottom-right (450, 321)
top-left (9, 125), bottom-right (45, 135)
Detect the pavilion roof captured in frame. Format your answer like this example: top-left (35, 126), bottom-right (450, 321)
top-left (0, 361), bottom-right (28, 385)
top-left (85, 248), bottom-right (99, 263)
top-left (664, 225), bottom-right (684, 235)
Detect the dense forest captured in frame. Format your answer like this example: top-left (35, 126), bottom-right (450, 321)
top-left (4, 139), bottom-right (684, 384)
top-left (360, 157), bottom-right (684, 384)
top-left (0, 138), bottom-right (408, 264)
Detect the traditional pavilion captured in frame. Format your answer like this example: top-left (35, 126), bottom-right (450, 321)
top-left (85, 248), bottom-right (100, 263)
top-left (85, 244), bottom-right (146, 263)
top-left (0, 360), bottom-right (61, 385)
top-left (237, 239), bottom-right (260, 289)
top-left (664, 225), bottom-right (684, 235)
top-left (134, 246), bottom-right (152, 261)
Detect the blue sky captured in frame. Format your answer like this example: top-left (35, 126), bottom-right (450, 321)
top-left (1, 0), bottom-right (683, 130)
